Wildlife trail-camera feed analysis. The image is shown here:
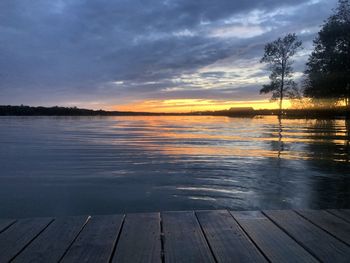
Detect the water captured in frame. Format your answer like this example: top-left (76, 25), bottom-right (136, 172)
top-left (0, 116), bottom-right (349, 218)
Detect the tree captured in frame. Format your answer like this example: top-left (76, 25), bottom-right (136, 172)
top-left (260, 33), bottom-right (302, 115)
top-left (304, 0), bottom-right (350, 109)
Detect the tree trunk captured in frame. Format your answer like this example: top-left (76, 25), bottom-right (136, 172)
top-left (346, 83), bottom-right (350, 116)
top-left (346, 96), bottom-right (350, 119)
top-left (279, 91), bottom-right (283, 116)
top-left (279, 64), bottom-right (285, 118)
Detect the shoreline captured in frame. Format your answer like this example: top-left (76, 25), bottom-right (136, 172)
top-left (1, 105), bottom-right (349, 119)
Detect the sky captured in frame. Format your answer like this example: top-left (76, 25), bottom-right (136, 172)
top-left (0, 0), bottom-right (338, 112)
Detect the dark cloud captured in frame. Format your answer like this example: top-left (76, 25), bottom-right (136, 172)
top-left (0, 0), bottom-right (338, 108)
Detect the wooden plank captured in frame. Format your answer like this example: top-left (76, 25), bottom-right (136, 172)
top-left (296, 209), bottom-right (350, 246)
top-left (0, 219), bottom-right (16, 233)
top-left (327, 209), bottom-right (350, 223)
top-left (162, 211), bottom-right (215, 263)
top-left (13, 216), bottom-right (89, 263)
top-left (336, 209), bottom-right (350, 215)
top-left (231, 211), bottom-right (317, 263)
top-left (264, 210), bottom-right (350, 262)
top-left (61, 214), bottom-right (124, 263)
top-left (196, 210), bottom-right (266, 263)
top-left (112, 213), bottom-right (161, 263)
top-left (0, 217), bottom-right (53, 262)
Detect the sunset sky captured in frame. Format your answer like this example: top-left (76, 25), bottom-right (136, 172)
top-left (1, 0), bottom-right (338, 112)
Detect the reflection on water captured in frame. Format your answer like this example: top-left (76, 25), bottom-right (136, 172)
top-left (0, 116), bottom-right (349, 218)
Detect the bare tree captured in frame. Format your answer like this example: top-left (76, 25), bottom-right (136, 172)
top-left (260, 33), bottom-right (302, 116)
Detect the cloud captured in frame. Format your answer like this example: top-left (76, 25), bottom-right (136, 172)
top-left (0, 0), bottom-right (338, 109)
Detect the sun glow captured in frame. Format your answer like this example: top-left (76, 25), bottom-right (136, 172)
top-left (112, 99), bottom-right (292, 113)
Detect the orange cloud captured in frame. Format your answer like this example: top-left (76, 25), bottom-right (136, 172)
top-left (111, 99), bottom-right (292, 113)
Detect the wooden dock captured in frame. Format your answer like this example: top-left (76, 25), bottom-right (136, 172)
top-left (0, 209), bottom-right (349, 262)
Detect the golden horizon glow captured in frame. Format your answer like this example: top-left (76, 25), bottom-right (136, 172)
top-left (111, 99), bottom-right (292, 113)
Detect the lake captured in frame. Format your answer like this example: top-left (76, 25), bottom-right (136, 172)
top-left (0, 116), bottom-right (349, 218)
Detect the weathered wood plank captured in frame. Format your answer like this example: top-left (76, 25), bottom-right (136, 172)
top-left (162, 211), bottom-right (215, 263)
top-left (0, 219), bottom-right (16, 233)
top-left (0, 209), bottom-right (348, 263)
top-left (264, 210), bottom-right (350, 263)
top-left (196, 210), bottom-right (266, 263)
top-left (327, 209), bottom-right (350, 223)
top-left (296, 209), bottom-right (350, 246)
top-left (231, 211), bottom-right (317, 263)
top-left (0, 217), bottom-right (53, 262)
top-left (61, 215), bottom-right (124, 263)
top-left (112, 213), bottom-right (161, 263)
top-left (13, 216), bottom-right (88, 263)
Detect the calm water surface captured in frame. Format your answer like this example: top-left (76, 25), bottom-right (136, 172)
top-left (0, 116), bottom-right (349, 218)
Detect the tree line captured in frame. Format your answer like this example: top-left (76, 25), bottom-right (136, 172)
top-left (260, 0), bottom-right (350, 115)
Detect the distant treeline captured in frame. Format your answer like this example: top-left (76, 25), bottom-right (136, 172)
top-left (205, 107), bottom-right (350, 118)
top-left (0, 105), bottom-right (187, 116)
top-left (0, 105), bottom-right (105, 116)
top-left (1, 105), bottom-right (349, 119)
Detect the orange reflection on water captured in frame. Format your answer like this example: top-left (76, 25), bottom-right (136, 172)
top-left (105, 116), bottom-right (349, 162)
